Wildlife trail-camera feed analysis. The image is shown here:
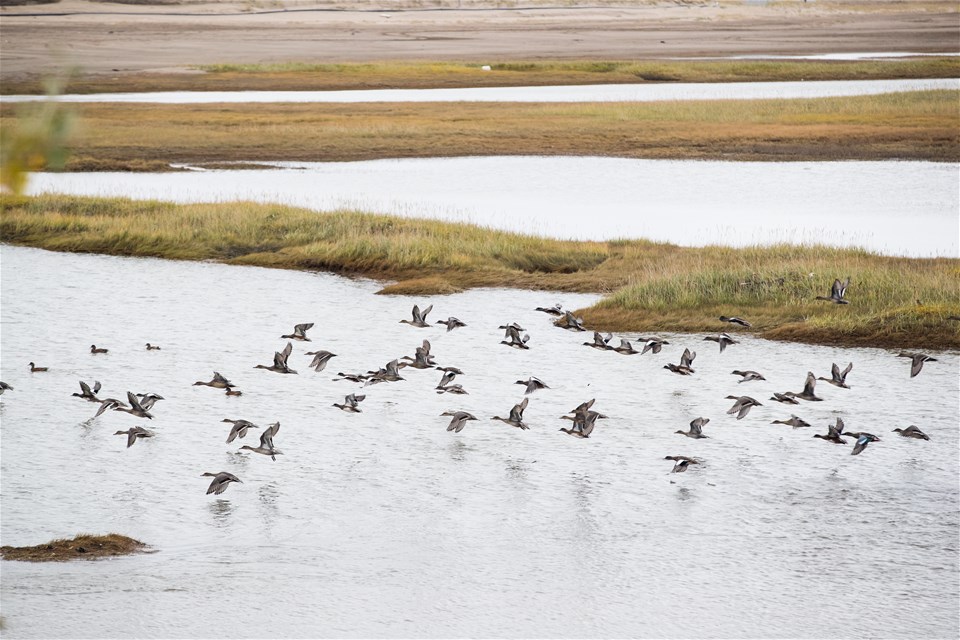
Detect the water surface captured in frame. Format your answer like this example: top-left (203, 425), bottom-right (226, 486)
top-left (26, 157), bottom-right (960, 257)
top-left (2, 78), bottom-right (956, 104)
top-left (1, 245), bottom-right (958, 638)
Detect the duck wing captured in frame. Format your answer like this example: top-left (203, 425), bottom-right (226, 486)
top-left (802, 372), bottom-right (817, 397)
top-left (212, 371), bottom-right (232, 386)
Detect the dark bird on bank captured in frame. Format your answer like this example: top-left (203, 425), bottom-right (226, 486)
top-left (893, 425), bottom-right (930, 440)
top-left (114, 426), bottom-right (154, 448)
top-left (665, 455), bottom-right (701, 473)
top-left (255, 342), bottom-right (297, 374)
top-left (202, 471), bottom-right (242, 496)
top-left (281, 322), bottom-right (314, 341)
top-left (400, 304), bottom-right (433, 328)
top-left (719, 316), bottom-right (752, 327)
top-left (535, 303), bottom-right (564, 316)
top-left (72, 380), bottom-right (102, 402)
top-left (492, 397), bottom-right (530, 430)
top-left (725, 396), bottom-right (762, 420)
top-left (436, 317), bottom-right (467, 332)
top-left (819, 362), bottom-right (853, 388)
top-left (704, 333), bottom-right (738, 353)
top-left (223, 418), bottom-right (259, 443)
top-left (771, 415), bottom-right (811, 428)
top-left (305, 350), bottom-right (337, 372)
top-left (333, 393), bottom-right (366, 413)
top-left (676, 417), bottom-right (710, 439)
top-left (442, 410), bottom-right (478, 433)
top-left (515, 376), bottom-right (549, 395)
top-left (816, 277), bottom-right (850, 304)
top-left (239, 422), bottom-right (282, 460)
top-left (732, 370), bottom-right (766, 383)
top-left (897, 352), bottom-right (937, 378)
top-left (194, 371), bottom-right (235, 389)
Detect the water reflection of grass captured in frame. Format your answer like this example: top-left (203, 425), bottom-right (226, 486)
top-left (3, 194), bottom-right (958, 349)
top-left (4, 59), bottom-right (957, 95)
top-left (4, 90), bottom-right (954, 171)
top-left (0, 533), bottom-right (147, 561)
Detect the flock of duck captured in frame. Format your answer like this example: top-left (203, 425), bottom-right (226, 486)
top-left (0, 277), bottom-right (942, 496)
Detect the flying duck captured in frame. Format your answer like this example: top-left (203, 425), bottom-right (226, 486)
top-left (442, 410), bottom-right (478, 433)
top-left (0, 381), bottom-right (12, 394)
top-left (771, 415), bottom-right (811, 428)
top-left (725, 396), bottom-right (762, 419)
top-left (816, 277), bottom-right (850, 304)
top-left (515, 376), bottom-right (549, 395)
top-left (535, 303), bottom-right (564, 316)
top-left (194, 371), bottom-right (235, 389)
top-left (640, 338), bottom-right (669, 355)
top-left (732, 370), bottom-right (766, 383)
top-left (400, 304), bottom-right (433, 328)
top-left (676, 417), bottom-right (710, 438)
top-left (333, 394), bottom-right (366, 413)
top-left (114, 426), bottom-right (154, 448)
top-left (305, 350), bottom-right (337, 372)
top-left (255, 342), bottom-right (297, 374)
top-left (584, 332), bottom-right (613, 350)
top-left (770, 392), bottom-right (800, 405)
top-left (222, 418), bottom-right (259, 443)
top-left (791, 372), bottom-right (823, 401)
top-left (281, 323), bottom-right (314, 341)
top-left (719, 316), bottom-right (751, 327)
top-left (897, 352), bottom-right (937, 378)
top-left (202, 471), bottom-right (242, 496)
top-left (501, 325), bottom-right (531, 350)
top-left (664, 455), bottom-right (701, 473)
top-left (612, 339), bottom-right (639, 355)
top-left (893, 425), bottom-right (930, 440)
top-left (813, 418), bottom-right (847, 444)
top-left (557, 310), bottom-right (586, 332)
top-left (819, 362), bottom-right (853, 388)
top-left (436, 317), bottom-right (467, 332)
top-left (491, 397), bottom-right (530, 430)
top-left (850, 433), bottom-right (880, 455)
top-left (704, 333), bottom-right (738, 353)
top-left (72, 380), bottom-right (102, 402)
top-left (239, 422), bottom-right (282, 460)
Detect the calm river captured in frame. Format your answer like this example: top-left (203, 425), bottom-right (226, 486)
top-left (26, 158), bottom-right (960, 257)
top-left (0, 245), bottom-right (957, 638)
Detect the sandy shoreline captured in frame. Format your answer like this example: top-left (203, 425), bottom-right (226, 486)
top-left (2, 0), bottom-right (957, 82)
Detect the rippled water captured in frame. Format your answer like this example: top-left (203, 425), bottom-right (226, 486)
top-left (1, 245), bottom-right (957, 638)
top-left (2, 78), bottom-right (956, 104)
top-left (26, 157), bottom-right (960, 257)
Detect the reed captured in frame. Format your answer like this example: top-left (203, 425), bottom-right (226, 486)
top-left (0, 533), bottom-right (147, 561)
top-left (4, 58), bottom-right (957, 95)
top-left (2, 90), bottom-right (955, 171)
top-left (3, 194), bottom-right (958, 349)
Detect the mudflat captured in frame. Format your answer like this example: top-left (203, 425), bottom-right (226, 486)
top-left (1, 0), bottom-right (957, 83)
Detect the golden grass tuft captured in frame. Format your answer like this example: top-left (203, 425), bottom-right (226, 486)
top-left (0, 533), bottom-right (148, 562)
top-left (2, 194), bottom-right (958, 349)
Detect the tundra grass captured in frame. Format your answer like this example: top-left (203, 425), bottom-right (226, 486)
top-left (3, 58), bottom-right (958, 95)
top-left (0, 533), bottom-right (147, 561)
top-left (3, 194), bottom-right (958, 350)
top-left (3, 90), bottom-right (956, 171)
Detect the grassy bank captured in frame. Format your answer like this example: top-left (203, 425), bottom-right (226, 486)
top-left (2, 90), bottom-right (957, 171)
top-left (3, 59), bottom-right (958, 95)
top-left (0, 533), bottom-right (148, 561)
top-left (3, 194), bottom-right (958, 349)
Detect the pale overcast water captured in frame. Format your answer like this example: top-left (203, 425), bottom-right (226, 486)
top-left (1, 246), bottom-right (958, 638)
top-left (2, 78), bottom-right (956, 104)
top-left (25, 157), bottom-right (960, 257)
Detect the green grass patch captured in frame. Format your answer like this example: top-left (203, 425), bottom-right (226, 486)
top-left (2, 194), bottom-right (958, 350)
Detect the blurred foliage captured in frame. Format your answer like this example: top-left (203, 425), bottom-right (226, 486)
top-left (1, 79), bottom-right (74, 195)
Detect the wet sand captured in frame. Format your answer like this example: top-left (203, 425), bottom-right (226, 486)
top-left (1, 0), bottom-right (958, 82)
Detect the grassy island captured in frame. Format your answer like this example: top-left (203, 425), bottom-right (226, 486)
top-left (3, 194), bottom-right (958, 350)
top-left (0, 533), bottom-right (148, 562)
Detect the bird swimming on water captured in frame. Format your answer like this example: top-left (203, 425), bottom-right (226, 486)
top-left (28, 362), bottom-right (48, 372)
top-left (90, 345), bottom-right (109, 354)
top-left (145, 343), bottom-right (161, 350)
